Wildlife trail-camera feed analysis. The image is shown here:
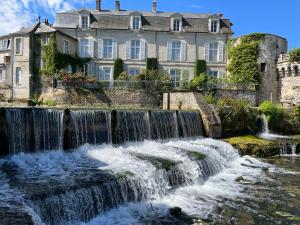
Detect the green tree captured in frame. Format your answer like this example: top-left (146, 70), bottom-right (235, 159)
top-left (289, 48), bottom-right (300, 62)
top-left (113, 58), bottom-right (124, 79)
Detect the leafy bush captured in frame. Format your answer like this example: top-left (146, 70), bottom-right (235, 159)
top-left (30, 93), bottom-right (43, 106)
top-left (131, 74), bottom-right (145, 81)
top-left (204, 92), bottom-right (216, 104)
top-left (217, 98), bottom-right (260, 137)
top-left (289, 48), bottom-right (300, 62)
top-left (118, 72), bottom-right (129, 80)
top-left (113, 58), bottom-right (124, 79)
top-left (43, 99), bottom-right (57, 107)
top-left (194, 60), bottom-right (206, 78)
top-left (259, 101), bottom-right (284, 122)
top-left (190, 72), bottom-right (207, 91)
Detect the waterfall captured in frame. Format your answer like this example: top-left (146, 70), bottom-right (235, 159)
top-left (177, 111), bottom-right (203, 137)
top-left (114, 110), bottom-right (150, 143)
top-left (150, 111), bottom-right (179, 140)
top-left (5, 109), bottom-right (64, 154)
top-left (261, 114), bottom-right (269, 134)
top-left (69, 110), bottom-right (111, 147)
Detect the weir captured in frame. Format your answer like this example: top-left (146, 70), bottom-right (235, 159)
top-left (0, 108), bottom-right (204, 156)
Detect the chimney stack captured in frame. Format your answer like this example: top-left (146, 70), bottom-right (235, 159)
top-left (116, 0), bottom-right (120, 11)
top-left (96, 0), bottom-right (101, 11)
top-left (152, 0), bottom-right (157, 13)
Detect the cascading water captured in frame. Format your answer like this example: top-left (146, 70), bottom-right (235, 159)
top-left (114, 110), bottom-right (150, 143)
top-left (69, 110), bottom-right (111, 147)
top-left (150, 111), bottom-right (179, 140)
top-left (0, 108), bottom-right (281, 225)
top-left (5, 109), bottom-right (64, 154)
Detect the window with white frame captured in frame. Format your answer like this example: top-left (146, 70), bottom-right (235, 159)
top-left (103, 39), bottom-right (113, 59)
top-left (15, 38), bottom-right (22, 55)
top-left (130, 40), bottom-right (141, 60)
top-left (208, 70), bottom-right (219, 78)
top-left (205, 42), bottom-right (224, 62)
top-left (132, 17), bottom-right (141, 30)
top-left (101, 67), bottom-right (111, 81)
top-left (63, 40), bottom-right (69, 54)
top-left (81, 15), bottom-right (89, 29)
top-left (210, 20), bottom-right (219, 33)
top-left (169, 69), bottom-right (181, 87)
top-left (171, 41), bottom-right (181, 61)
top-left (15, 67), bottom-right (21, 86)
top-left (172, 18), bottom-right (182, 32)
top-left (79, 39), bottom-right (94, 58)
top-left (128, 68), bottom-right (140, 76)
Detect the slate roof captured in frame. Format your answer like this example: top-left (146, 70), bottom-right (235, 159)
top-left (11, 22), bottom-right (40, 35)
top-left (35, 23), bottom-right (56, 34)
top-left (54, 9), bottom-right (233, 34)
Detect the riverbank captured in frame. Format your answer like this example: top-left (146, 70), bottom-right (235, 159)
top-left (225, 135), bottom-right (300, 157)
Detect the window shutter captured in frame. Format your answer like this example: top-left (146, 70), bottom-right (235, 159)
top-left (126, 40), bottom-right (131, 59)
top-left (112, 39), bottom-right (118, 59)
top-left (218, 70), bottom-right (224, 78)
top-left (140, 39), bottom-right (146, 60)
top-left (89, 39), bottom-right (94, 58)
top-left (98, 39), bottom-right (103, 58)
top-left (205, 42), bottom-right (210, 61)
top-left (218, 42), bottom-right (224, 62)
top-left (130, 16), bottom-right (133, 29)
top-left (180, 40), bottom-right (187, 61)
top-left (167, 41), bottom-right (172, 61)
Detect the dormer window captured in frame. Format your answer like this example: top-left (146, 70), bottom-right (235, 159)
top-left (172, 18), bottom-right (182, 32)
top-left (80, 15), bottom-right (90, 29)
top-left (131, 16), bottom-right (141, 30)
top-left (209, 19), bottom-right (220, 33)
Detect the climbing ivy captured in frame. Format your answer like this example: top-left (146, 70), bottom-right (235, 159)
top-left (194, 60), bottom-right (206, 78)
top-left (41, 34), bottom-right (90, 77)
top-left (227, 33), bottom-right (265, 84)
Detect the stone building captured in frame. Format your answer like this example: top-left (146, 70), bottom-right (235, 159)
top-left (0, 0), bottom-right (233, 101)
top-left (277, 54), bottom-right (300, 106)
top-left (229, 34), bottom-right (288, 105)
top-left (0, 21), bottom-right (78, 100)
top-left (53, 0), bottom-right (232, 81)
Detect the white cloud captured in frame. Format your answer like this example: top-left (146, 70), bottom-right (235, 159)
top-left (0, 0), bottom-right (88, 36)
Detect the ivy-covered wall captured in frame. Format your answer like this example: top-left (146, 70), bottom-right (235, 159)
top-left (227, 33), bottom-right (265, 85)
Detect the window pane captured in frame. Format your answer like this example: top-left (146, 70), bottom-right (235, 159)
top-left (210, 21), bottom-right (218, 32)
top-left (128, 68), bottom-right (140, 76)
top-left (209, 42), bottom-right (218, 62)
top-left (16, 67), bottom-right (21, 85)
top-left (173, 19), bottom-right (181, 31)
top-left (102, 67), bottom-right (111, 80)
top-left (82, 16), bottom-right (88, 29)
top-left (133, 17), bottom-right (140, 30)
top-left (171, 41), bottom-right (181, 61)
top-left (16, 38), bottom-right (21, 54)
top-left (131, 40), bottom-right (140, 59)
top-left (103, 39), bottom-right (113, 58)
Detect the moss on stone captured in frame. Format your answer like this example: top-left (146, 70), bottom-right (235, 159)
top-left (225, 135), bottom-right (281, 157)
top-left (187, 151), bottom-right (206, 161)
top-left (134, 153), bottom-right (178, 171)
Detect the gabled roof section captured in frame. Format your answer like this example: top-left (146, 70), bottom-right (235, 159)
top-left (35, 23), bottom-right (56, 34)
top-left (170, 13), bottom-right (183, 18)
top-left (78, 9), bottom-right (91, 14)
top-left (130, 11), bottom-right (142, 16)
top-left (11, 22), bottom-right (40, 35)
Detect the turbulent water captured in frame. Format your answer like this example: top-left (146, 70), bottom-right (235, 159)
top-left (0, 138), bottom-right (279, 225)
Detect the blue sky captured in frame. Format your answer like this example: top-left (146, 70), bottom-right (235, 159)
top-left (0, 0), bottom-right (299, 49)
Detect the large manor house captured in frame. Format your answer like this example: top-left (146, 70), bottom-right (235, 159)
top-left (0, 0), bottom-right (299, 106)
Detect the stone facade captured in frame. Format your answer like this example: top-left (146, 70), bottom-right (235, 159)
top-left (277, 54), bottom-right (300, 106)
top-left (232, 34), bottom-right (288, 105)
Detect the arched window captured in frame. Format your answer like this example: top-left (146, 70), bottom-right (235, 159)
top-left (294, 65), bottom-right (299, 76)
top-left (287, 67), bottom-right (292, 77)
top-left (281, 67), bottom-right (285, 77)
